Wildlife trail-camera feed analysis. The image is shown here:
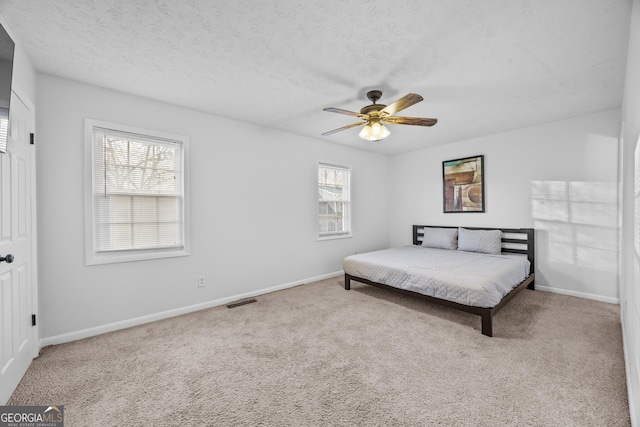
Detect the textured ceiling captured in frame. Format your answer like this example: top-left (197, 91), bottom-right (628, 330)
top-left (0, 0), bottom-right (631, 155)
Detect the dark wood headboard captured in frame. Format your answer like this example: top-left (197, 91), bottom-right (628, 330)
top-left (412, 225), bottom-right (535, 275)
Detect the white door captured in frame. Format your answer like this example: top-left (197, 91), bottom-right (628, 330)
top-left (0, 91), bottom-right (36, 404)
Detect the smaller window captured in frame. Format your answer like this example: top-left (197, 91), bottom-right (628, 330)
top-left (318, 162), bottom-right (351, 240)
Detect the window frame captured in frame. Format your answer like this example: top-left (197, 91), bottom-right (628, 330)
top-left (317, 161), bottom-right (352, 241)
top-left (84, 119), bottom-right (190, 265)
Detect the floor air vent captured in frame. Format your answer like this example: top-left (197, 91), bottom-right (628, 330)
top-left (226, 298), bottom-right (257, 309)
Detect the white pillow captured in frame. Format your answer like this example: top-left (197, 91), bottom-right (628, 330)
top-left (457, 227), bottom-right (502, 255)
top-left (421, 227), bottom-right (458, 250)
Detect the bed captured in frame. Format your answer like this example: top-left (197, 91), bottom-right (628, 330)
top-left (343, 225), bottom-right (535, 337)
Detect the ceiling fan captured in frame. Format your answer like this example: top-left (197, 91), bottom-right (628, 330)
top-left (322, 90), bottom-right (437, 142)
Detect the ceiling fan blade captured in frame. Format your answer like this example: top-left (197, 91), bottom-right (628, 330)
top-left (384, 116), bottom-right (438, 127)
top-left (380, 93), bottom-right (423, 116)
top-left (323, 107), bottom-right (366, 118)
top-left (322, 121), bottom-right (366, 136)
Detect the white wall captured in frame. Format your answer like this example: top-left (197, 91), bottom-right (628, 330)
top-left (389, 109), bottom-right (620, 302)
top-left (621, 0), bottom-right (640, 425)
top-left (36, 74), bottom-right (390, 339)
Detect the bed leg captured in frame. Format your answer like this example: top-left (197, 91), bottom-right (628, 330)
top-left (344, 274), bottom-right (350, 290)
top-left (481, 312), bottom-right (493, 337)
top-left (527, 280), bottom-right (535, 290)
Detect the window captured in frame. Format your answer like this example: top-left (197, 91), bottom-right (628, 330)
top-left (0, 108), bottom-right (8, 153)
top-left (318, 162), bottom-right (351, 239)
top-left (84, 119), bottom-right (189, 265)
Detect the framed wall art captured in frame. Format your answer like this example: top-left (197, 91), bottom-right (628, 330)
top-left (443, 155), bottom-right (484, 213)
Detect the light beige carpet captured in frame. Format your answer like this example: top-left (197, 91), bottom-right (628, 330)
top-left (9, 277), bottom-right (630, 426)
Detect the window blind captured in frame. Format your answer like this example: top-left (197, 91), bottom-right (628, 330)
top-left (92, 127), bottom-right (184, 253)
top-left (0, 109), bottom-right (8, 153)
top-left (318, 162), bottom-right (351, 237)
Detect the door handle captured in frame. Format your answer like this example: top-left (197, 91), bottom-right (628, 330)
top-left (0, 254), bottom-right (14, 263)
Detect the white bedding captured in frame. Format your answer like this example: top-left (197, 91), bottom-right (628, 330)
top-left (343, 246), bottom-right (531, 308)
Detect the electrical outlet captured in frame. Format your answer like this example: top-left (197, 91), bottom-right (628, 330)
top-left (197, 276), bottom-right (205, 288)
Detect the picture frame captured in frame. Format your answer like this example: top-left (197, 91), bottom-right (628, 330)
top-left (443, 155), bottom-right (485, 213)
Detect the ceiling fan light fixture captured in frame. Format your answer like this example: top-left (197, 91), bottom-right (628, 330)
top-left (323, 90), bottom-right (436, 140)
top-left (359, 119), bottom-right (390, 142)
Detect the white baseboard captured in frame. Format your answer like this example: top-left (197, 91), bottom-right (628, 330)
top-left (39, 271), bottom-right (343, 348)
top-left (535, 285), bottom-right (619, 304)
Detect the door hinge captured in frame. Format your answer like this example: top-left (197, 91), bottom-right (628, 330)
top-left (30, 133), bottom-right (34, 145)
top-left (32, 314), bottom-right (36, 326)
